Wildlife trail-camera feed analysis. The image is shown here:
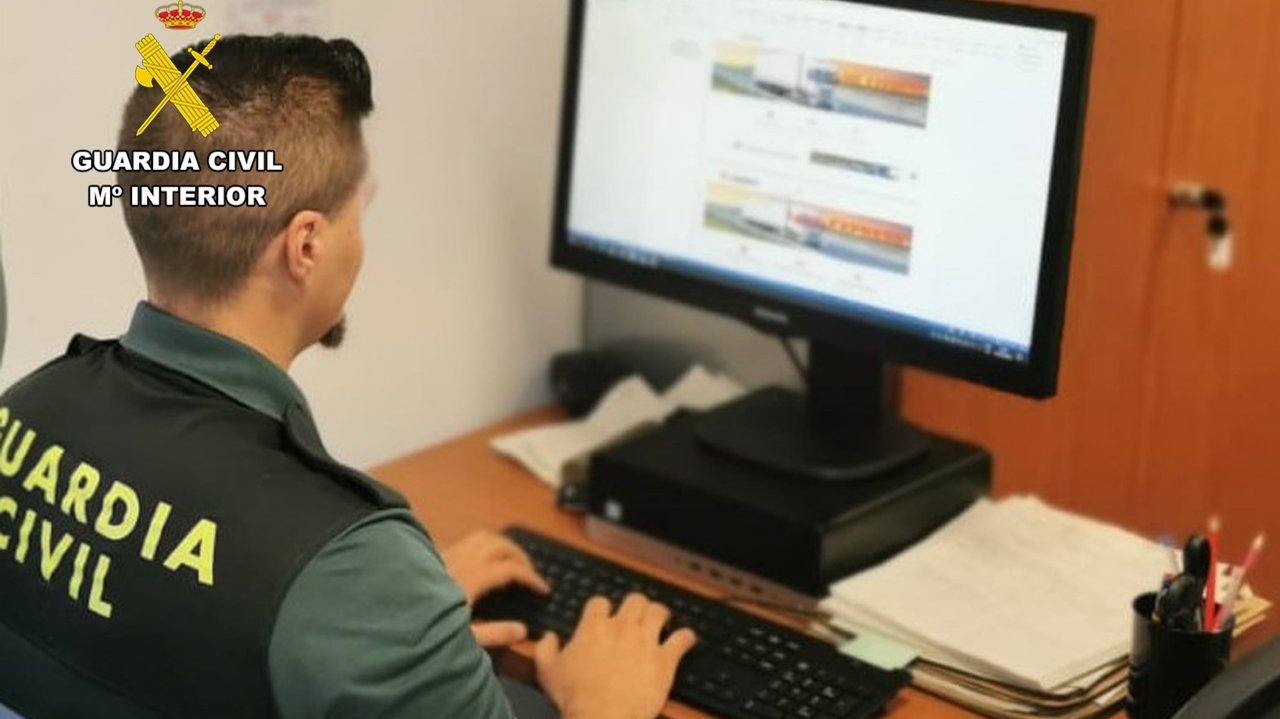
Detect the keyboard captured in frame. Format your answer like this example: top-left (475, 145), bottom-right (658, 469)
top-left (474, 526), bottom-right (909, 719)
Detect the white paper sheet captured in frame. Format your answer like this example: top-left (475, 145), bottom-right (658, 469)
top-left (491, 366), bottom-right (745, 486)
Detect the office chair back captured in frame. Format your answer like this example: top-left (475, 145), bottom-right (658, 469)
top-left (1174, 634), bottom-right (1280, 719)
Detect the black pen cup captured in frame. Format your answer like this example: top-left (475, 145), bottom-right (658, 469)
top-left (1127, 592), bottom-right (1232, 719)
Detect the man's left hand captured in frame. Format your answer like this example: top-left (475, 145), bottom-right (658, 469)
top-left (442, 530), bottom-right (551, 648)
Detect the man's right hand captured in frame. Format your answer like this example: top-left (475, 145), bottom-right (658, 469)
top-left (534, 593), bottom-right (698, 719)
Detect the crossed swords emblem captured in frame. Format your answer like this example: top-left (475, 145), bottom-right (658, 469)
top-left (133, 34), bottom-right (222, 137)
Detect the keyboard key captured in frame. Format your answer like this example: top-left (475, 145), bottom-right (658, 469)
top-left (830, 698), bottom-right (857, 715)
top-left (743, 700), bottom-right (783, 719)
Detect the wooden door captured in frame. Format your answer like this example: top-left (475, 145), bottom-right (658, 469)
top-left (1128, 0), bottom-right (1280, 610)
top-left (903, 0), bottom-right (1280, 614)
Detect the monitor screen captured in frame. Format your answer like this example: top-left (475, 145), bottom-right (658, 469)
top-left (553, 0), bottom-right (1092, 397)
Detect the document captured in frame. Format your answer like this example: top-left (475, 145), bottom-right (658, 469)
top-left (822, 496), bottom-right (1171, 692)
top-left (492, 366), bottom-right (744, 486)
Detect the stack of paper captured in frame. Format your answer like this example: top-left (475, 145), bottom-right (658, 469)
top-left (491, 365), bottom-right (744, 486)
top-left (820, 497), bottom-right (1271, 719)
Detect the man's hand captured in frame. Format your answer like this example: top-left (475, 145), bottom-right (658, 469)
top-left (441, 531), bottom-right (550, 647)
top-left (535, 593), bottom-right (698, 719)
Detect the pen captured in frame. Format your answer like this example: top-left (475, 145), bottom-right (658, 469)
top-left (1216, 533), bottom-right (1266, 632)
top-left (1184, 534), bottom-right (1210, 588)
top-left (1206, 515), bottom-right (1220, 631)
top-left (1183, 534), bottom-right (1210, 630)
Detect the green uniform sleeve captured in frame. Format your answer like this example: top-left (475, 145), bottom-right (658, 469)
top-left (268, 510), bottom-right (514, 719)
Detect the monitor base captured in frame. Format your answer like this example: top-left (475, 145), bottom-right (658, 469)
top-left (694, 386), bottom-right (931, 482)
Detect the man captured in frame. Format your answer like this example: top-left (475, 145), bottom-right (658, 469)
top-left (0, 35), bottom-right (694, 719)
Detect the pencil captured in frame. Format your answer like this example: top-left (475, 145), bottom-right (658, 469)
top-left (1217, 533), bottom-right (1266, 632)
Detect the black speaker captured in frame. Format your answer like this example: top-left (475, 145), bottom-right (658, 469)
top-left (549, 350), bottom-right (634, 418)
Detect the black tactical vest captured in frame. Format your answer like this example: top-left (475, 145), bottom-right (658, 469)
top-left (0, 336), bottom-right (409, 718)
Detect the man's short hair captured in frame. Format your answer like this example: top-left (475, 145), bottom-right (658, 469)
top-left (117, 35), bottom-right (374, 303)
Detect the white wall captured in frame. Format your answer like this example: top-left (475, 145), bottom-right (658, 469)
top-left (0, 1), bottom-right (581, 467)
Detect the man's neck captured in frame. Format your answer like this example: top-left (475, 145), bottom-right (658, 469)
top-left (149, 294), bottom-right (299, 371)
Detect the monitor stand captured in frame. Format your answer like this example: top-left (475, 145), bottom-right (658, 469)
top-left (693, 339), bottom-right (931, 482)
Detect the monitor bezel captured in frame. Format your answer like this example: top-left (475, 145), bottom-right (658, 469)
top-left (549, 0), bottom-right (1094, 399)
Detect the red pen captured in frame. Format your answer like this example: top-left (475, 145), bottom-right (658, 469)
top-left (1205, 515), bottom-right (1220, 631)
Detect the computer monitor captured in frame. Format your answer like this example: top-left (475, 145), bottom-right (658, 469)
top-left (550, 0), bottom-right (1094, 481)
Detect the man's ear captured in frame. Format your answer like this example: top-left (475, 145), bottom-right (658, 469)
top-left (281, 210), bottom-right (328, 282)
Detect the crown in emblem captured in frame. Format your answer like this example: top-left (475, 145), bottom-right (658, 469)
top-left (156, 1), bottom-right (206, 30)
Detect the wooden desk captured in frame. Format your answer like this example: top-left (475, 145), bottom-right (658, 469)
top-left (370, 408), bottom-right (978, 719)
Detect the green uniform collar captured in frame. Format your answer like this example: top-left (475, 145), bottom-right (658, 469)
top-left (120, 301), bottom-right (307, 421)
